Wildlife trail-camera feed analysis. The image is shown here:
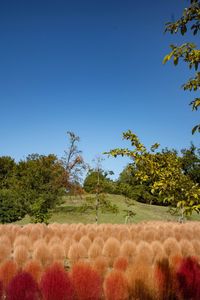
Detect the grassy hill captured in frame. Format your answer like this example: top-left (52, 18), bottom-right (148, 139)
top-left (16, 194), bottom-right (200, 225)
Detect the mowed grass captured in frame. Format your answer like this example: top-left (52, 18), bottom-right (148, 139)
top-left (16, 194), bottom-right (200, 225)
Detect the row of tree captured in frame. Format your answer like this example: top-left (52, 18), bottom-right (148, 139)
top-left (0, 132), bottom-right (86, 223)
top-left (0, 130), bottom-right (200, 223)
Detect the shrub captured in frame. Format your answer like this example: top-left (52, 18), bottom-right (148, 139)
top-left (113, 257), bottom-right (128, 272)
top-left (103, 270), bottom-right (129, 300)
top-left (176, 257), bottom-right (200, 300)
top-left (88, 243), bottom-right (102, 260)
top-left (23, 260), bottom-right (43, 283)
top-left (93, 256), bottom-right (108, 277)
top-left (0, 280), bottom-right (3, 300)
top-left (40, 263), bottom-right (73, 300)
top-left (155, 258), bottom-right (176, 300)
top-left (102, 238), bottom-right (120, 266)
top-left (0, 260), bottom-right (18, 289)
top-left (13, 245), bottom-right (29, 267)
top-left (32, 243), bottom-right (52, 267)
top-left (126, 262), bottom-right (154, 300)
top-left (71, 262), bottom-right (102, 300)
top-left (6, 271), bottom-right (40, 300)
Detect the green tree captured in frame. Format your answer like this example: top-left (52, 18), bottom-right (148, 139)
top-left (0, 156), bottom-right (16, 189)
top-left (0, 189), bottom-right (27, 223)
top-left (116, 165), bottom-right (158, 204)
top-left (83, 170), bottom-right (115, 194)
top-left (181, 143), bottom-right (200, 183)
top-left (0, 156), bottom-right (27, 223)
top-left (163, 0), bottom-right (200, 133)
top-left (105, 130), bottom-right (200, 218)
top-left (16, 154), bottom-right (68, 223)
top-left (82, 156), bottom-right (118, 223)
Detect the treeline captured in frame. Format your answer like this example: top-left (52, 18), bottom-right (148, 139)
top-left (1, 131), bottom-right (200, 224)
top-left (84, 134), bottom-right (200, 218)
top-left (0, 132), bottom-right (86, 224)
top-left (83, 142), bottom-right (200, 204)
top-left (0, 154), bottom-right (69, 223)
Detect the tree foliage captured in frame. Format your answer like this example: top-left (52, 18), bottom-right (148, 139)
top-left (15, 154), bottom-right (68, 223)
top-left (105, 130), bottom-right (200, 216)
top-left (84, 170), bottom-right (116, 194)
top-left (0, 189), bottom-right (26, 223)
top-left (181, 143), bottom-right (200, 183)
top-left (163, 0), bottom-right (200, 133)
top-left (0, 153), bottom-right (69, 223)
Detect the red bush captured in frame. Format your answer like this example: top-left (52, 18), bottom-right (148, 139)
top-left (176, 256), bottom-right (200, 300)
top-left (0, 260), bottom-right (18, 289)
top-left (155, 258), bottom-right (176, 300)
top-left (113, 257), bottom-right (128, 272)
top-left (40, 262), bottom-right (74, 300)
top-left (0, 280), bottom-right (3, 300)
top-left (103, 270), bottom-right (128, 300)
top-left (6, 271), bottom-right (41, 300)
top-left (23, 260), bottom-right (43, 283)
top-left (71, 262), bottom-right (102, 300)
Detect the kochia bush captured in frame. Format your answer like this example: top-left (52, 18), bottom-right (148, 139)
top-left (6, 271), bottom-right (40, 300)
top-left (40, 263), bottom-right (74, 300)
top-left (71, 262), bottom-right (102, 300)
top-left (176, 257), bottom-right (200, 300)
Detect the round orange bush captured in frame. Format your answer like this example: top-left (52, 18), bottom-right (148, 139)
top-left (71, 262), bottom-right (102, 300)
top-left (103, 270), bottom-right (129, 300)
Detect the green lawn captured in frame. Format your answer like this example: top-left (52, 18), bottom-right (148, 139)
top-left (15, 194), bottom-right (200, 225)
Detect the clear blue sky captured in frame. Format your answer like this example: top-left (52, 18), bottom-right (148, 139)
top-left (0, 0), bottom-right (199, 179)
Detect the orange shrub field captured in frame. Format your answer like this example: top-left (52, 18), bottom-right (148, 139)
top-left (0, 221), bottom-right (200, 299)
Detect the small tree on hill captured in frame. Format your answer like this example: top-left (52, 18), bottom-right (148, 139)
top-left (81, 156), bottom-right (118, 224)
top-left (61, 131), bottom-right (86, 197)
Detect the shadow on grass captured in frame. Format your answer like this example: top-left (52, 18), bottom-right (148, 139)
top-left (53, 205), bottom-right (81, 213)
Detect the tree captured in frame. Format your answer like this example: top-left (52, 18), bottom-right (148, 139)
top-left (163, 0), bottom-right (200, 133)
top-left (105, 130), bottom-right (200, 218)
top-left (84, 170), bottom-right (116, 194)
top-left (116, 165), bottom-right (158, 204)
top-left (61, 132), bottom-right (86, 196)
top-left (16, 154), bottom-right (68, 223)
top-left (0, 156), bottom-right (27, 223)
top-left (81, 156), bottom-right (118, 223)
top-left (0, 189), bottom-right (27, 223)
top-left (181, 143), bottom-right (200, 183)
top-left (0, 156), bottom-right (16, 189)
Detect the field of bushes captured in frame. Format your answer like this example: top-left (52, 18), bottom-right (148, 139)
top-left (0, 221), bottom-right (200, 299)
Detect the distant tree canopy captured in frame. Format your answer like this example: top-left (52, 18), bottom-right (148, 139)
top-left (163, 0), bottom-right (200, 133)
top-left (0, 154), bottom-right (68, 223)
top-left (181, 143), bottom-right (200, 184)
top-left (83, 169), bottom-right (116, 194)
top-left (105, 130), bottom-right (200, 216)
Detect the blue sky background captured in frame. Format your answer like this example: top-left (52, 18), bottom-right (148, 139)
top-left (0, 0), bottom-right (199, 179)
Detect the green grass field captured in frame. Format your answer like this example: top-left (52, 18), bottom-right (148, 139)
top-left (16, 194), bottom-right (200, 225)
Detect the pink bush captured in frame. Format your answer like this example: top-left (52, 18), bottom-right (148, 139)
top-left (40, 262), bottom-right (74, 300)
top-left (176, 256), bottom-right (200, 300)
top-left (6, 271), bottom-right (41, 300)
top-left (71, 262), bottom-right (102, 300)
